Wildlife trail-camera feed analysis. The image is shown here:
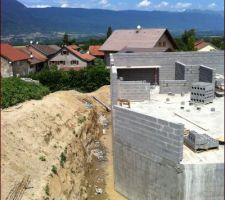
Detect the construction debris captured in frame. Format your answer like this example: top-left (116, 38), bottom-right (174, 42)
top-left (174, 112), bottom-right (208, 131)
top-left (91, 141), bottom-right (107, 161)
top-left (95, 186), bottom-right (103, 195)
top-left (6, 175), bottom-right (31, 200)
top-left (93, 96), bottom-right (111, 112)
top-left (117, 98), bottom-right (130, 108)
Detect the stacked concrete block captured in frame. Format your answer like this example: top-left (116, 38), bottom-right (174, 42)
top-left (113, 106), bottom-right (184, 162)
top-left (184, 131), bottom-right (219, 151)
top-left (118, 80), bottom-right (150, 101)
top-left (191, 82), bottom-right (214, 104)
top-left (160, 80), bottom-right (189, 94)
top-left (199, 65), bottom-right (215, 83)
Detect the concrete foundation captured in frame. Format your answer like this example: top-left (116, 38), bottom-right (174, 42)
top-left (113, 106), bottom-right (224, 200)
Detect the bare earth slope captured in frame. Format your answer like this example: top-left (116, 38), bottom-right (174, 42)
top-left (1, 86), bottom-right (114, 199)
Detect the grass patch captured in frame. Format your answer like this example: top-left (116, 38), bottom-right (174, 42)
top-left (60, 152), bottom-right (66, 167)
top-left (44, 184), bottom-right (50, 196)
top-left (1, 77), bottom-right (49, 108)
top-left (51, 165), bottom-right (58, 175)
top-left (39, 155), bottom-right (46, 161)
top-left (78, 116), bottom-right (86, 124)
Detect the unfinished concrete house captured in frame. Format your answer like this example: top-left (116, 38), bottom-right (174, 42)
top-left (110, 51), bottom-right (224, 200)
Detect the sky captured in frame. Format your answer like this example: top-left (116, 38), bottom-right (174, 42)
top-left (18, 0), bottom-right (224, 11)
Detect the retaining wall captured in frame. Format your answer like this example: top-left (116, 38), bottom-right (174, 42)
top-left (183, 163), bottom-right (224, 200)
top-left (113, 106), bottom-right (184, 163)
top-left (114, 140), bottom-right (185, 200)
top-left (113, 106), bottom-right (184, 200)
top-left (113, 106), bottom-right (224, 200)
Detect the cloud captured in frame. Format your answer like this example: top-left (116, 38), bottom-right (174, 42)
top-left (155, 1), bottom-right (169, 8)
top-left (208, 3), bottom-right (216, 9)
top-left (29, 4), bottom-right (50, 8)
top-left (137, 0), bottom-right (151, 8)
top-left (61, 3), bottom-right (69, 7)
top-left (174, 2), bottom-right (192, 10)
top-left (99, 0), bottom-right (108, 5)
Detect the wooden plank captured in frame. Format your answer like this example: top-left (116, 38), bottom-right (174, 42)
top-left (92, 96), bottom-right (111, 112)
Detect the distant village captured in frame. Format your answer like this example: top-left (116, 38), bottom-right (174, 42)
top-left (0, 27), bottom-right (221, 77)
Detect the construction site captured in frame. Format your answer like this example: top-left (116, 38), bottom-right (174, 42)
top-left (1, 50), bottom-right (224, 200)
top-left (110, 51), bottom-right (224, 200)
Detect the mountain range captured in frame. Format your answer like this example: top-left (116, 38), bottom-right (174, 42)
top-left (2, 0), bottom-right (224, 36)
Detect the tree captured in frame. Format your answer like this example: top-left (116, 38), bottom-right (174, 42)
top-left (69, 38), bottom-right (77, 45)
top-left (106, 26), bottom-right (113, 39)
top-left (210, 37), bottom-right (224, 50)
top-left (181, 29), bottom-right (196, 51)
top-left (63, 32), bottom-right (69, 45)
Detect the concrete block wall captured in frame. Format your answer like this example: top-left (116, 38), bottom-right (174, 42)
top-left (112, 51), bottom-right (224, 80)
top-left (199, 65), bottom-right (215, 83)
top-left (113, 106), bottom-right (185, 200)
top-left (184, 65), bottom-right (199, 86)
top-left (117, 68), bottom-right (156, 84)
top-left (118, 80), bottom-right (150, 101)
top-left (175, 62), bottom-right (215, 89)
top-left (175, 62), bottom-right (185, 80)
top-left (160, 80), bottom-right (189, 94)
top-left (113, 106), bottom-right (184, 162)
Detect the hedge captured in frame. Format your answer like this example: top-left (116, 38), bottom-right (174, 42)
top-left (29, 65), bottom-right (110, 92)
top-left (1, 77), bottom-right (50, 108)
top-left (2, 63), bottom-right (110, 108)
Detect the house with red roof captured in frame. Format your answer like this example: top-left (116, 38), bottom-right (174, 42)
top-left (29, 44), bottom-right (60, 58)
top-left (0, 44), bottom-right (30, 77)
top-left (48, 45), bottom-right (96, 71)
top-left (88, 45), bottom-right (104, 58)
top-left (17, 46), bottom-right (48, 72)
top-left (194, 40), bottom-right (218, 52)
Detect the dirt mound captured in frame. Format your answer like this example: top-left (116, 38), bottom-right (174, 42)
top-left (1, 86), bottom-right (110, 199)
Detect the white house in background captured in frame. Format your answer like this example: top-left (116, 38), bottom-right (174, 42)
top-left (194, 40), bottom-right (218, 52)
top-left (48, 45), bottom-right (96, 71)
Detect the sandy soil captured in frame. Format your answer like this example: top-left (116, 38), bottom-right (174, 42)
top-left (1, 85), bottom-right (126, 200)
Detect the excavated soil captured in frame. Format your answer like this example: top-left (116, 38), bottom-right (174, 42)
top-left (1, 85), bottom-right (126, 200)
